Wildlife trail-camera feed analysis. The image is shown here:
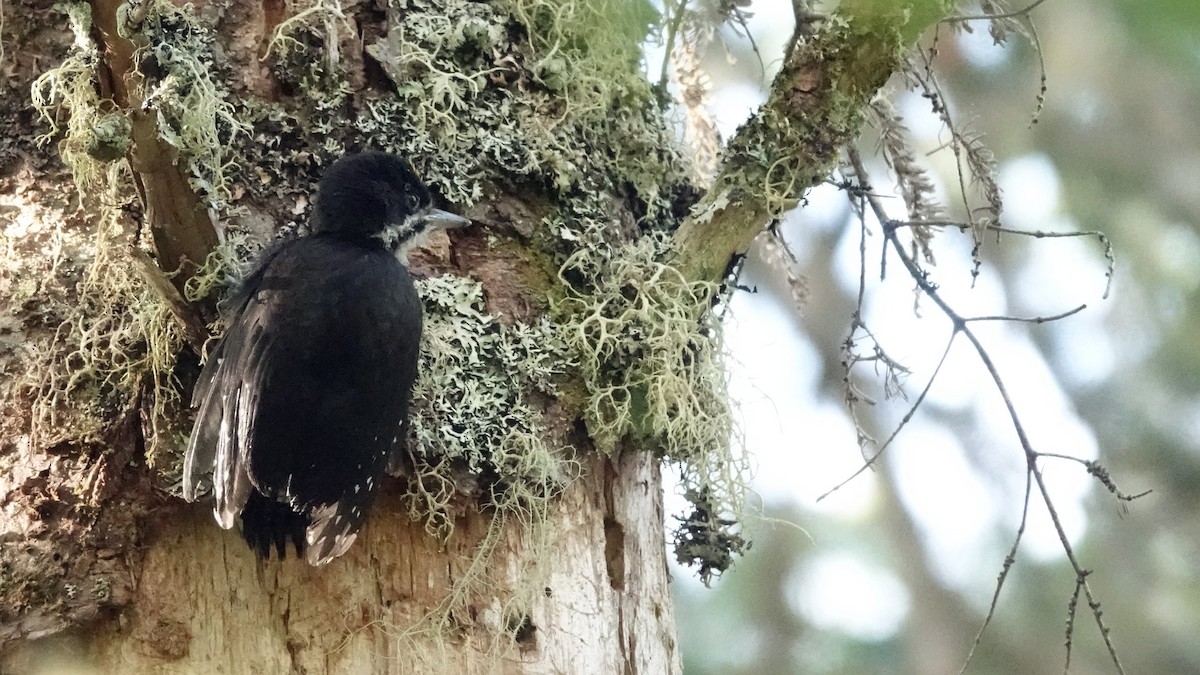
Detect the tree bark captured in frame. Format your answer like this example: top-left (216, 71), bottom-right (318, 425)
top-left (37, 453), bottom-right (674, 674)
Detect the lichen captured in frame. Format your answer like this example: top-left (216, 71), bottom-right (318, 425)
top-left (21, 196), bottom-right (177, 449)
top-left (32, 0), bottom-right (245, 209)
top-left (673, 487), bottom-right (748, 586)
top-left (30, 2), bottom-right (108, 192)
top-left (238, 0), bottom-right (747, 580)
top-left (24, 0), bottom-right (246, 463)
top-left (136, 1), bottom-right (250, 209)
top-left (404, 274), bottom-right (577, 540)
top-left (347, 0), bottom-right (681, 221)
top-left (551, 195), bottom-right (748, 580)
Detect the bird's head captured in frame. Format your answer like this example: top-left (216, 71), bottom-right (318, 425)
top-left (311, 152), bottom-right (469, 258)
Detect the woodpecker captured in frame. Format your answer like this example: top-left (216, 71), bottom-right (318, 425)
top-left (182, 152), bottom-right (468, 565)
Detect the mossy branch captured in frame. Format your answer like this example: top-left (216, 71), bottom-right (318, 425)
top-left (90, 0), bottom-right (219, 298)
top-left (671, 0), bottom-right (955, 283)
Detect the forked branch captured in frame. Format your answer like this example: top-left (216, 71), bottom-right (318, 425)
top-left (839, 146), bottom-right (1141, 674)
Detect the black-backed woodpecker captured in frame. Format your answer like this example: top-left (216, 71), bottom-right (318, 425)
top-left (182, 152), bottom-right (468, 565)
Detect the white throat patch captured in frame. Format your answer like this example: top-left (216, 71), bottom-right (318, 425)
top-left (376, 215), bottom-right (429, 264)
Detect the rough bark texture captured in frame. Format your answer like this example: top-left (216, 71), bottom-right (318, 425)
top-left (0, 1), bottom-right (158, 653)
top-left (4, 453), bottom-right (677, 673)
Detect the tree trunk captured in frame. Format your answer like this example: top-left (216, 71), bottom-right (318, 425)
top-left (3, 2), bottom-right (687, 671)
top-left (52, 453), bottom-right (675, 673)
top-left (0, 0), bottom-right (952, 671)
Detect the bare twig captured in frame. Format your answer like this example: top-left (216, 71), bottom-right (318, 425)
top-left (842, 146), bottom-right (1132, 674)
top-left (943, 0), bottom-right (1051, 24)
top-left (890, 219), bottom-right (1116, 299)
top-left (820, 334), bottom-right (954, 502)
top-left (967, 304), bottom-right (1086, 324)
top-left (959, 469), bottom-right (1033, 674)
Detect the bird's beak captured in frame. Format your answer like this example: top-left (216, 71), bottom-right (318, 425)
top-left (422, 208), bottom-right (471, 230)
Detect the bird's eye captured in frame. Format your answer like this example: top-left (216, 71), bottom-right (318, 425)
top-left (404, 193), bottom-right (422, 214)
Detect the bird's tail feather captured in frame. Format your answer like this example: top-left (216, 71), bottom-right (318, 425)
top-left (240, 492), bottom-right (307, 560)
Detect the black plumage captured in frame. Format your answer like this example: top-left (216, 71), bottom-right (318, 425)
top-left (183, 152), bottom-right (467, 565)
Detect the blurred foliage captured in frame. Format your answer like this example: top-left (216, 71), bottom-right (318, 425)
top-left (669, 0), bottom-right (1200, 673)
top-left (1113, 0), bottom-right (1200, 69)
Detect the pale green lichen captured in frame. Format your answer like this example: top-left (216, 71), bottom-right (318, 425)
top-left (137, 0), bottom-right (250, 208)
top-left (32, 1), bottom-right (245, 209)
top-left (341, 274), bottom-right (573, 667)
top-left (20, 211), bottom-right (245, 474)
top-left (84, 113), bottom-right (132, 162)
top-left (30, 2), bottom-right (109, 193)
top-left (347, 0), bottom-right (682, 220)
top-left (551, 196), bottom-right (749, 582)
top-left (405, 274), bottom-right (577, 540)
top-left (25, 1), bottom-right (246, 466)
top-left (262, 0), bottom-right (352, 67)
top-left (23, 197), bottom-right (183, 450)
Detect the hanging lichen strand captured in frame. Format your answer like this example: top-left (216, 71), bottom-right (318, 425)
top-left (552, 205), bottom-right (747, 584)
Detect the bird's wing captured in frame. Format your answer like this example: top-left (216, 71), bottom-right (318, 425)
top-left (184, 238), bottom-right (422, 558)
top-left (247, 250), bottom-right (419, 563)
top-left (304, 502), bottom-right (361, 565)
top-left (182, 285), bottom-right (279, 530)
top-left (181, 342), bottom-right (222, 501)
top-left (181, 243), bottom-right (289, 519)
